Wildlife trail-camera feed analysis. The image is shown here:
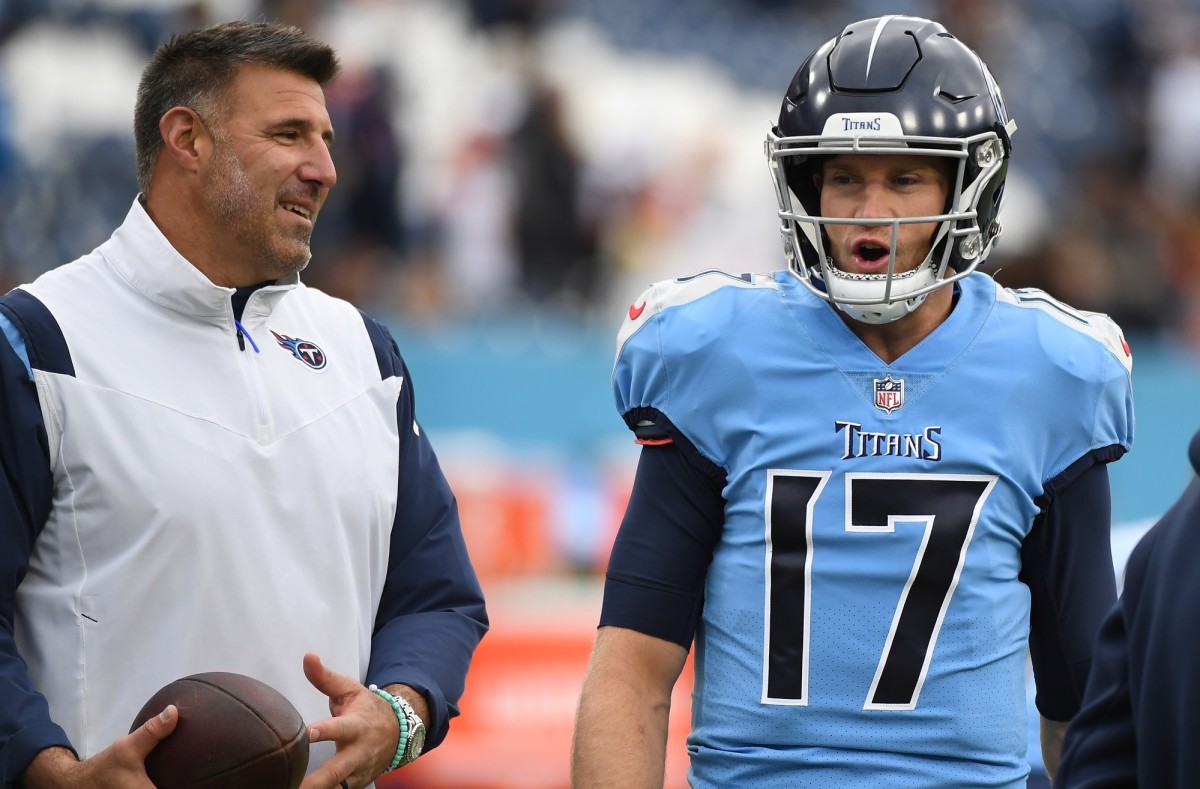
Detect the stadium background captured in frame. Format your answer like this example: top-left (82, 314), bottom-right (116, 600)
top-left (2, 0), bottom-right (1198, 786)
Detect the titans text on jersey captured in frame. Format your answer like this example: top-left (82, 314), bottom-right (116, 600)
top-left (836, 421), bottom-right (943, 460)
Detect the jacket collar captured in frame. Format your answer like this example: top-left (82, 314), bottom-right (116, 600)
top-left (100, 198), bottom-right (299, 326)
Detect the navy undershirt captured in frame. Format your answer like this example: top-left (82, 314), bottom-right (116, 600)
top-left (231, 282), bottom-right (273, 321)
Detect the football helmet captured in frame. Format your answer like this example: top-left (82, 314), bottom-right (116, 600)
top-left (766, 15), bottom-right (1017, 324)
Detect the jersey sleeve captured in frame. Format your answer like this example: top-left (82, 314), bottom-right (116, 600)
top-left (998, 287), bottom-right (1134, 463)
top-left (613, 270), bottom-right (772, 448)
top-left (358, 313), bottom-right (488, 752)
top-left (613, 281), bottom-right (671, 427)
top-left (0, 292), bottom-right (75, 784)
top-left (1020, 452), bottom-right (1119, 721)
top-left (608, 277), bottom-right (747, 647)
top-left (1017, 304), bottom-right (1131, 721)
top-left (599, 417), bottom-right (726, 648)
top-left (1090, 312), bottom-right (1134, 459)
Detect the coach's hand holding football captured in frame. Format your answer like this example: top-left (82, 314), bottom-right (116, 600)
top-left (13, 708), bottom-right (178, 788)
top-left (1, 20), bottom-right (486, 789)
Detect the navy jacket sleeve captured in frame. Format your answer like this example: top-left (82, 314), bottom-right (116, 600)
top-left (357, 313), bottom-right (488, 752)
top-left (1020, 450), bottom-right (1120, 722)
top-left (1053, 591), bottom-right (1138, 787)
top-left (0, 293), bottom-right (76, 786)
top-left (1057, 431), bottom-right (1200, 788)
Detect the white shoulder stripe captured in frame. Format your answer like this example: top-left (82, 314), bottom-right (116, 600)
top-left (996, 284), bottom-right (1133, 374)
top-left (615, 270), bottom-right (777, 356)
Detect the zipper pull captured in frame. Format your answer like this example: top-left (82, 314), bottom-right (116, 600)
top-left (234, 320), bottom-right (261, 353)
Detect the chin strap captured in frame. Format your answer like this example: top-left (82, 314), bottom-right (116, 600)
top-left (833, 291), bottom-right (928, 324)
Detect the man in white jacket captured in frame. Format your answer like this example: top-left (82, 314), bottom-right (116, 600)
top-left (0, 20), bottom-right (487, 789)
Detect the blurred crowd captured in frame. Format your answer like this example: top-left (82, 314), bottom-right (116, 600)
top-left (2, 0), bottom-right (1200, 346)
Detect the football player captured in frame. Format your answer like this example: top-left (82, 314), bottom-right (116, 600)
top-left (572, 15), bottom-right (1133, 788)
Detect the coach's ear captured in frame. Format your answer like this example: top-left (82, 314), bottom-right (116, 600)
top-left (158, 106), bottom-right (213, 175)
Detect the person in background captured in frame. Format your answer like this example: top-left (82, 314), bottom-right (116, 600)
top-left (1056, 429), bottom-right (1200, 787)
top-left (572, 15), bottom-right (1133, 788)
top-left (0, 20), bottom-right (486, 789)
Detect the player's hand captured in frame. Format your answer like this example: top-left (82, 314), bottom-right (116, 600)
top-left (299, 652), bottom-right (400, 789)
top-left (18, 705), bottom-right (178, 788)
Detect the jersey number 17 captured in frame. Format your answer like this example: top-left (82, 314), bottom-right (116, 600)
top-left (763, 470), bottom-right (997, 710)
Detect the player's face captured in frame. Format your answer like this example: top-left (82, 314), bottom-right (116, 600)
top-left (201, 64), bottom-right (337, 283)
top-left (815, 154), bottom-right (950, 277)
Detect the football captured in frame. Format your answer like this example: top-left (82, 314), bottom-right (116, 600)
top-left (130, 672), bottom-right (310, 789)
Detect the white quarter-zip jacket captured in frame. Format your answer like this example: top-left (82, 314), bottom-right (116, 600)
top-left (0, 199), bottom-right (487, 783)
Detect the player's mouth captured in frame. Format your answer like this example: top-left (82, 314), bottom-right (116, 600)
top-left (850, 238), bottom-right (892, 274)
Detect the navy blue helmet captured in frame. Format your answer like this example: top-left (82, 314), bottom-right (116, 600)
top-left (766, 15), bottom-right (1016, 323)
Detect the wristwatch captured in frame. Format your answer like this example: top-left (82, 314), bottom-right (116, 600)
top-left (369, 684), bottom-right (427, 768)
top-left (393, 692), bottom-right (426, 765)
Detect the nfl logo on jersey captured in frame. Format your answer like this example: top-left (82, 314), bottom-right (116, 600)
top-left (874, 375), bottom-right (904, 413)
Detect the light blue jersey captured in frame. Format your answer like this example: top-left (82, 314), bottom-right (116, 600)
top-left (613, 270), bottom-right (1133, 788)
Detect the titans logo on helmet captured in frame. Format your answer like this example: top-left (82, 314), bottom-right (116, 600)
top-left (270, 330), bottom-right (327, 370)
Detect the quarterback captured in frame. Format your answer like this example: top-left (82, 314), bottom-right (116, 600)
top-left (573, 15), bottom-right (1133, 789)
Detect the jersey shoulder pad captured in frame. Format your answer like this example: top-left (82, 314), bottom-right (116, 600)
top-left (995, 285), bottom-right (1132, 375)
top-left (616, 269), bottom-right (777, 354)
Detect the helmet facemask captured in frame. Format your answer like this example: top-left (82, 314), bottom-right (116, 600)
top-left (767, 123), bottom-right (1013, 324)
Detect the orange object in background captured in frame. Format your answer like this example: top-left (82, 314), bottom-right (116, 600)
top-left (437, 448), bottom-right (637, 583)
top-left (452, 474), bottom-right (557, 580)
top-left (382, 580), bottom-right (693, 789)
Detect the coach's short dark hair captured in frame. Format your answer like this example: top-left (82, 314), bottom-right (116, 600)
top-left (133, 20), bottom-right (340, 194)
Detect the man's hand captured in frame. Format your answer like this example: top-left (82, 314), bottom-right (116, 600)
top-left (299, 652), bottom-right (425, 789)
top-left (18, 705), bottom-right (178, 789)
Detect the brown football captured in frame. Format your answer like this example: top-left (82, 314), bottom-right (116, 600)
top-left (130, 672), bottom-right (309, 789)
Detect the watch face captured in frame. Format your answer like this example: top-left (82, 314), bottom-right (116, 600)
top-left (407, 722), bottom-right (426, 758)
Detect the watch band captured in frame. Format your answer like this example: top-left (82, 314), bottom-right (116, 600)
top-left (368, 684), bottom-right (426, 769)
top-left (394, 693), bottom-right (426, 765)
